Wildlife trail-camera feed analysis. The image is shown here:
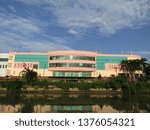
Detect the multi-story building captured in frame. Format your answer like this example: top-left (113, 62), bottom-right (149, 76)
top-left (48, 50), bottom-right (96, 77)
top-left (3, 50), bottom-right (141, 77)
top-left (7, 51), bottom-right (49, 77)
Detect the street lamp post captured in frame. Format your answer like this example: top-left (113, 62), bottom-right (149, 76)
top-left (43, 64), bottom-right (46, 77)
top-left (114, 67), bottom-right (118, 76)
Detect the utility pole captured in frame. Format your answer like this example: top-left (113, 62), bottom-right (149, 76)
top-left (43, 64), bottom-right (46, 77)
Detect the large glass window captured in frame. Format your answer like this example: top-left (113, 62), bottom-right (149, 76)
top-left (49, 63), bottom-right (95, 68)
top-left (53, 71), bottom-right (91, 77)
top-left (49, 56), bottom-right (95, 61)
top-left (0, 58), bottom-right (8, 61)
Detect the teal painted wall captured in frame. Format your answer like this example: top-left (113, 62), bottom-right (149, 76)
top-left (14, 54), bottom-right (48, 69)
top-left (96, 56), bottom-right (127, 70)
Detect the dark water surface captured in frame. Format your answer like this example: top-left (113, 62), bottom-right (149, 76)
top-left (0, 93), bottom-right (150, 113)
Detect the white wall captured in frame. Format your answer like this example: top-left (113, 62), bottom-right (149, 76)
top-left (0, 53), bottom-right (9, 76)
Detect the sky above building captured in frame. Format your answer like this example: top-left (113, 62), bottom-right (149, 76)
top-left (0, 0), bottom-right (150, 61)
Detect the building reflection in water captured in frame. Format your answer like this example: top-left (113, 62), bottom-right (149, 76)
top-left (0, 104), bottom-right (23, 113)
top-left (0, 94), bottom-right (149, 113)
top-left (0, 104), bottom-right (122, 113)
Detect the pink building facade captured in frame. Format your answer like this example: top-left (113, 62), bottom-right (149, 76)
top-left (5, 50), bottom-right (141, 77)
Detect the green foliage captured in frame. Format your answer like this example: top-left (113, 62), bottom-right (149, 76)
top-left (0, 80), bottom-right (24, 93)
top-left (120, 58), bottom-right (150, 83)
top-left (0, 74), bottom-right (150, 95)
top-left (123, 82), bottom-right (150, 95)
top-left (38, 80), bottom-right (49, 87)
top-left (143, 64), bottom-right (150, 81)
top-left (120, 58), bottom-right (148, 82)
top-left (21, 100), bottom-right (34, 113)
top-left (144, 64), bottom-right (150, 76)
top-left (97, 74), bottom-right (102, 79)
top-left (22, 68), bottom-right (38, 84)
top-left (107, 75), bottom-right (128, 90)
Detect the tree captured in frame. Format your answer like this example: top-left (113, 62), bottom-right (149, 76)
top-left (20, 63), bottom-right (37, 84)
top-left (143, 64), bottom-right (150, 82)
top-left (120, 59), bottom-right (136, 80)
top-left (120, 58), bottom-right (147, 82)
top-left (120, 60), bottom-right (129, 77)
top-left (143, 64), bottom-right (150, 76)
top-left (134, 58), bottom-right (147, 75)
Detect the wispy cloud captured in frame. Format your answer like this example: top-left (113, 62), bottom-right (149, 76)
top-left (16, 0), bottom-right (150, 35)
top-left (8, 5), bottom-right (17, 13)
top-left (21, 41), bottom-right (71, 52)
top-left (132, 50), bottom-right (150, 62)
top-left (0, 32), bottom-right (71, 52)
top-left (0, 12), bottom-right (40, 33)
top-left (133, 51), bottom-right (150, 55)
top-left (1, 0), bottom-right (149, 52)
top-left (0, 2), bottom-right (71, 52)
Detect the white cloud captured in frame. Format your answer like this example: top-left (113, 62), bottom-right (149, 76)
top-left (0, 6), bottom-right (71, 52)
top-left (21, 41), bottom-right (71, 52)
top-left (0, 32), bottom-right (71, 52)
top-left (16, 0), bottom-right (49, 5)
top-left (8, 5), bottom-right (17, 13)
top-left (16, 0), bottom-right (150, 35)
top-left (0, 12), bottom-right (40, 33)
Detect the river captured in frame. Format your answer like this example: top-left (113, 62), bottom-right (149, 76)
top-left (0, 93), bottom-right (150, 113)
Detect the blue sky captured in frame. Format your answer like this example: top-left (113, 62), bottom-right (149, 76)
top-left (0, 0), bottom-right (150, 61)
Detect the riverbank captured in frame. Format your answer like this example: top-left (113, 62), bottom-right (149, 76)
top-left (0, 87), bottom-right (123, 94)
top-left (0, 76), bottom-right (150, 95)
top-left (0, 89), bottom-right (149, 95)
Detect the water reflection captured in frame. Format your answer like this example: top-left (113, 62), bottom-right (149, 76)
top-left (0, 93), bottom-right (150, 113)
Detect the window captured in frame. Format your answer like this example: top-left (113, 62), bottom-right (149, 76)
top-left (33, 64), bottom-right (38, 69)
top-left (8, 63), bottom-right (12, 68)
top-left (0, 58), bottom-right (8, 61)
top-left (7, 70), bottom-right (11, 75)
top-left (9, 56), bottom-right (13, 60)
top-left (53, 71), bottom-right (91, 77)
top-left (49, 63), bottom-right (95, 68)
top-left (30, 64), bottom-right (32, 68)
top-left (20, 63), bottom-right (23, 68)
top-left (49, 56), bottom-right (95, 61)
top-left (14, 63), bottom-right (16, 68)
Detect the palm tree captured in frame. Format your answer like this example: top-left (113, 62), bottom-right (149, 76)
top-left (120, 59), bottom-right (136, 80)
top-left (120, 60), bottom-right (129, 77)
top-left (120, 58), bottom-right (147, 82)
top-left (144, 64), bottom-right (150, 75)
top-left (135, 58), bottom-right (147, 75)
top-left (143, 64), bottom-right (150, 81)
